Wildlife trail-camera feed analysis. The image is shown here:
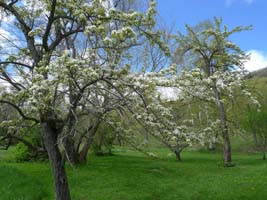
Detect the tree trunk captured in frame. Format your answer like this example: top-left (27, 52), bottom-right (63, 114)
top-left (222, 128), bottom-right (232, 166)
top-left (175, 150), bottom-right (181, 161)
top-left (63, 100), bottom-right (81, 165)
top-left (262, 139), bottom-right (266, 160)
top-left (42, 122), bottom-right (71, 200)
top-left (79, 120), bottom-right (101, 163)
top-left (79, 135), bottom-right (94, 163)
top-left (214, 87), bottom-right (232, 166)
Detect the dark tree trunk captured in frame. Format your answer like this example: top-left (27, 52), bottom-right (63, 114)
top-left (79, 135), bottom-right (94, 163)
top-left (175, 150), bottom-right (181, 161)
top-left (63, 94), bottom-right (80, 165)
top-left (262, 140), bottom-right (266, 160)
top-left (78, 120), bottom-right (101, 163)
top-left (222, 128), bottom-right (232, 165)
top-left (42, 122), bottom-right (71, 200)
top-left (63, 118), bottom-right (102, 165)
top-left (118, 137), bottom-right (122, 146)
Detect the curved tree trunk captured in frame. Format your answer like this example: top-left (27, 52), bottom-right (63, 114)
top-left (79, 139), bottom-right (93, 163)
top-left (42, 122), bottom-right (71, 200)
top-left (79, 120), bottom-right (101, 163)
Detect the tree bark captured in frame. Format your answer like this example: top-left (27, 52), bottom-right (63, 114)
top-left (222, 127), bottom-right (232, 165)
top-left (175, 150), bottom-right (181, 161)
top-left (214, 87), bottom-right (232, 166)
top-left (42, 122), bottom-right (71, 200)
top-left (79, 137), bottom-right (94, 163)
top-left (262, 139), bottom-right (266, 160)
top-left (78, 120), bottom-right (101, 163)
top-left (78, 132), bottom-right (95, 163)
top-left (63, 108), bottom-right (79, 165)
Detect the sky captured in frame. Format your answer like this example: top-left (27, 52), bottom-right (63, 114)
top-left (0, 0), bottom-right (266, 72)
top-left (156, 0), bottom-right (267, 71)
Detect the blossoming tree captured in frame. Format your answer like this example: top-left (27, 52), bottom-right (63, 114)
top-left (0, 0), bottom-right (169, 199)
top-left (173, 17), bottom-right (257, 166)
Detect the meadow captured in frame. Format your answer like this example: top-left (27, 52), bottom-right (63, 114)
top-left (0, 147), bottom-right (266, 200)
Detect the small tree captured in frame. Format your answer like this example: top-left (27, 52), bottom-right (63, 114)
top-left (118, 69), bottom-right (205, 161)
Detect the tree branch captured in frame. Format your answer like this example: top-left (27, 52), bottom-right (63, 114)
top-left (0, 100), bottom-right (39, 123)
top-left (0, 61), bottom-right (33, 70)
top-left (43, 0), bottom-right (57, 51)
top-left (0, 1), bottom-right (40, 64)
top-left (49, 27), bottom-right (84, 51)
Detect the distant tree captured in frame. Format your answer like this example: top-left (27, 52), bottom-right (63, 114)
top-left (174, 17), bottom-right (253, 166)
top-left (241, 77), bottom-right (267, 159)
top-left (243, 106), bottom-right (267, 160)
top-left (115, 72), bottom-right (206, 162)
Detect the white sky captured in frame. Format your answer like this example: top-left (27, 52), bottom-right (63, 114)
top-left (157, 87), bottom-right (181, 101)
top-left (243, 50), bottom-right (267, 72)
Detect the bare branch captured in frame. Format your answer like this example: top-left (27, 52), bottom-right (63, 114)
top-left (0, 61), bottom-right (33, 70)
top-left (0, 100), bottom-right (39, 123)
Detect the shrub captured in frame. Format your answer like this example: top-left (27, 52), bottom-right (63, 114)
top-left (14, 142), bottom-right (31, 162)
top-left (92, 124), bottom-right (115, 156)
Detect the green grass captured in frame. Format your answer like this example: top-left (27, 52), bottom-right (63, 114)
top-left (0, 148), bottom-right (267, 200)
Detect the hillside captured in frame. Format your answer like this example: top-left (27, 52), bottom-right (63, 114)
top-left (247, 67), bottom-right (267, 78)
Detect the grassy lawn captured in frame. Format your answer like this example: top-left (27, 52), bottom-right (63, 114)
top-left (0, 148), bottom-right (267, 200)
